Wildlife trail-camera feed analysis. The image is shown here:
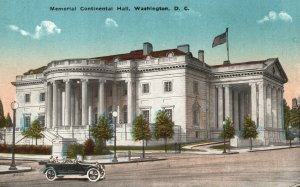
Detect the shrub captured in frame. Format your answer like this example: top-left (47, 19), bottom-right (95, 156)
top-left (67, 143), bottom-right (84, 159)
top-left (0, 144), bottom-right (51, 155)
top-left (84, 138), bottom-right (95, 155)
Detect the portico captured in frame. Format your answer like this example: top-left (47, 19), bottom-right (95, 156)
top-left (210, 58), bottom-right (287, 145)
top-left (46, 78), bottom-right (135, 129)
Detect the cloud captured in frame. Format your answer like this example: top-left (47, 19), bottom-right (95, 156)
top-left (257, 11), bottom-right (293, 24)
top-left (7, 21), bottom-right (61, 39)
top-left (278, 11), bottom-right (293, 22)
top-left (105, 18), bottom-right (118, 28)
top-left (33, 21), bottom-right (61, 39)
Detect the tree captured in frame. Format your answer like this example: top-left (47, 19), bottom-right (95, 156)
top-left (5, 113), bottom-right (12, 128)
top-left (290, 107), bottom-right (300, 137)
top-left (283, 99), bottom-right (291, 139)
top-left (0, 116), bottom-right (6, 129)
top-left (154, 110), bottom-right (174, 153)
top-left (0, 99), bottom-right (4, 117)
top-left (241, 115), bottom-right (258, 150)
top-left (84, 138), bottom-right (95, 155)
top-left (0, 99), bottom-right (7, 129)
top-left (220, 117), bottom-right (235, 152)
top-left (21, 119), bottom-right (44, 145)
top-left (91, 116), bottom-right (113, 150)
top-left (132, 114), bottom-right (151, 158)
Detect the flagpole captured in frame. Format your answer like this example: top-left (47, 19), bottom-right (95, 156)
top-left (226, 28), bottom-right (230, 63)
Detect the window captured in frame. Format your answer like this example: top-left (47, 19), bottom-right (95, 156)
top-left (123, 105), bottom-right (128, 124)
top-left (38, 114), bottom-right (45, 127)
top-left (193, 82), bottom-right (199, 95)
top-left (25, 94), bottom-right (31, 103)
top-left (40, 93), bottom-right (45, 102)
top-left (193, 102), bottom-right (200, 126)
top-left (123, 85), bottom-right (128, 96)
top-left (164, 81), bottom-right (172, 92)
top-left (108, 106), bottom-right (113, 122)
top-left (196, 131), bottom-right (199, 138)
top-left (142, 83), bottom-right (149, 94)
top-left (24, 116), bottom-right (31, 128)
top-left (165, 109), bottom-right (172, 121)
top-left (108, 88), bottom-right (112, 97)
top-left (142, 110), bottom-right (150, 122)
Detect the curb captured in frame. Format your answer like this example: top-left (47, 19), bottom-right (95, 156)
top-left (38, 158), bottom-right (167, 165)
top-left (246, 145), bottom-right (300, 152)
top-left (0, 168), bottom-right (32, 174)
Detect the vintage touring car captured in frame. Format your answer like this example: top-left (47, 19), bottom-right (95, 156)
top-left (41, 158), bottom-right (105, 182)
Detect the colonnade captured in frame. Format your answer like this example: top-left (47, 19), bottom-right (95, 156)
top-left (45, 79), bottom-right (135, 129)
top-left (214, 82), bottom-right (283, 131)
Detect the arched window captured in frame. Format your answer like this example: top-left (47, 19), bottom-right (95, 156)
top-left (123, 105), bottom-right (128, 124)
top-left (192, 102), bottom-right (200, 126)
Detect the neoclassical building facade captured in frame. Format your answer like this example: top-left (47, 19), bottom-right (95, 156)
top-left (11, 42), bottom-right (288, 146)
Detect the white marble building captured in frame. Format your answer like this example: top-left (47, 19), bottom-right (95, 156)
top-left (10, 42), bottom-right (288, 146)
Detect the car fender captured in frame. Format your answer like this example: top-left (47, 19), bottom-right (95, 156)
top-left (42, 166), bottom-right (56, 174)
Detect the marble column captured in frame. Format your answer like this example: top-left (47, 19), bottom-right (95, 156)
top-left (258, 82), bottom-right (266, 129)
top-left (250, 83), bottom-right (257, 125)
top-left (70, 84), bottom-right (75, 127)
top-left (239, 91), bottom-right (245, 130)
top-left (88, 84), bottom-right (93, 125)
top-left (277, 88), bottom-right (283, 129)
top-left (98, 80), bottom-right (105, 118)
top-left (57, 85), bottom-right (62, 127)
top-left (217, 86), bottom-right (224, 129)
top-left (81, 79), bottom-right (88, 126)
top-left (272, 86), bottom-right (277, 128)
top-left (46, 82), bottom-right (53, 129)
top-left (233, 90), bottom-right (239, 130)
top-left (74, 86), bottom-right (80, 126)
top-left (112, 82), bottom-right (117, 111)
top-left (52, 81), bottom-right (58, 128)
top-left (127, 80), bottom-right (134, 124)
top-left (266, 85), bottom-right (272, 128)
top-left (224, 85), bottom-right (232, 119)
top-left (65, 80), bottom-right (71, 126)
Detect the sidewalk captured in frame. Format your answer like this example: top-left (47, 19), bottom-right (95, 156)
top-left (0, 165), bottom-right (32, 174)
top-left (183, 142), bottom-right (300, 155)
top-left (1, 143), bottom-right (299, 174)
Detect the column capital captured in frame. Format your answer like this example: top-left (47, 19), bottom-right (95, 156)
top-left (81, 78), bottom-right (88, 83)
top-left (223, 84), bottom-right (231, 88)
top-left (98, 79), bottom-right (106, 84)
top-left (215, 85), bottom-right (223, 88)
top-left (63, 79), bottom-right (71, 83)
top-left (125, 79), bottom-right (135, 84)
top-left (249, 82), bottom-right (257, 87)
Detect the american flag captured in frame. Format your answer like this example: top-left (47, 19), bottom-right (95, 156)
top-left (212, 29), bottom-right (227, 48)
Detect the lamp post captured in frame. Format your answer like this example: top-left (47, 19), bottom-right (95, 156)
top-left (223, 121), bottom-right (226, 154)
top-left (112, 111), bottom-right (118, 163)
top-left (288, 125), bottom-right (292, 148)
top-left (9, 101), bottom-right (18, 170)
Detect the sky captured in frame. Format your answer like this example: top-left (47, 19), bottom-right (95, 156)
top-left (0, 0), bottom-right (300, 114)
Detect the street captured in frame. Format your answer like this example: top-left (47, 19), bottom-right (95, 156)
top-left (0, 148), bottom-right (299, 187)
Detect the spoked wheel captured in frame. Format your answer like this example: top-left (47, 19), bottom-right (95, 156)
top-left (45, 169), bottom-right (56, 181)
top-left (99, 168), bottom-right (106, 180)
top-left (87, 168), bottom-right (100, 182)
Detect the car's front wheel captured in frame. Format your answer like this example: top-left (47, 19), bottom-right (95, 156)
top-left (45, 168), bottom-right (56, 181)
top-left (87, 168), bottom-right (100, 182)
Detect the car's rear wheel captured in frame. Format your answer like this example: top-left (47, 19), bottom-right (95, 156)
top-left (87, 168), bottom-right (100, 182)
top-left (45, 169), bottom-right (56, 181)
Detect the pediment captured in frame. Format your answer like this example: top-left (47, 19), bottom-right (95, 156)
top-left (264, 58), bottom-right (288, 83)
